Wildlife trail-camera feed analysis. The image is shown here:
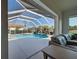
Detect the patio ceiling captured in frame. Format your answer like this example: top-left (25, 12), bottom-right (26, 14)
top-left (21, 0), bottom-right (77, 14)
top-left (41, 0), bottom-right (77, 11)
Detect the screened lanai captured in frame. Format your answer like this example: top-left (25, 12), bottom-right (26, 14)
top-left (8, 0), bottom-right (54, 25)
top-left (8, 0), bottom-right (77, 36)
top-left (8, 0), bottom-right (55, 35)
top-left (7, 0), bottom-right (77, 59)
top-left (8, 12), bottom-right (55, 27)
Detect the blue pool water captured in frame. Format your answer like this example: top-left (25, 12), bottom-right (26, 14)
top-left (15, 33), bottom-right (48, 39)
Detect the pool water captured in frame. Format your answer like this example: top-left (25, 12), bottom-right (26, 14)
top-left (15, 33), bottom-right (48, 39)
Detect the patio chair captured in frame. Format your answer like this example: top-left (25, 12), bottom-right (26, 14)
top-left (49, 34), bottom-right (77, 52)
top-left (62, 34), bottom-right (77, 45)
top-left (71, 34), bottom-right (77, 40)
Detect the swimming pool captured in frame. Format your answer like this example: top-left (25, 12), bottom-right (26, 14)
top-left (15, 33), bottom-right (48, 39)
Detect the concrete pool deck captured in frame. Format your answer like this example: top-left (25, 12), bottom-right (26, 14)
top-left (8, 39), bottom-right (49, 59)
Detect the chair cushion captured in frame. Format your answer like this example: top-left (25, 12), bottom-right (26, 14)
top-left (63, 34), bottom-right (71, 41)
top-left (50, 34), bottom-right (77, 52)
top-left (55, 35), bottom-right (67, 46)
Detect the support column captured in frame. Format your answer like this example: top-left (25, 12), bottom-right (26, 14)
top-left (54, 15), bottom-right (62, 36)
top-left (1, 0), bottom-right (8, 59)
top-left (54, 16), bottom-right (59, 36)
top-left (62, 15), bottom-right (69, 34)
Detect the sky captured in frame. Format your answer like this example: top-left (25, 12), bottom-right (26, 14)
top-left (69, 17), bottom-right (77, 26)
top-left (8, 0), bottom-right (23, 11)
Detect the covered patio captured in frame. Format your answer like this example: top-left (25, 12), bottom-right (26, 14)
top-left (1, 0), bottom-right (77, 59)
